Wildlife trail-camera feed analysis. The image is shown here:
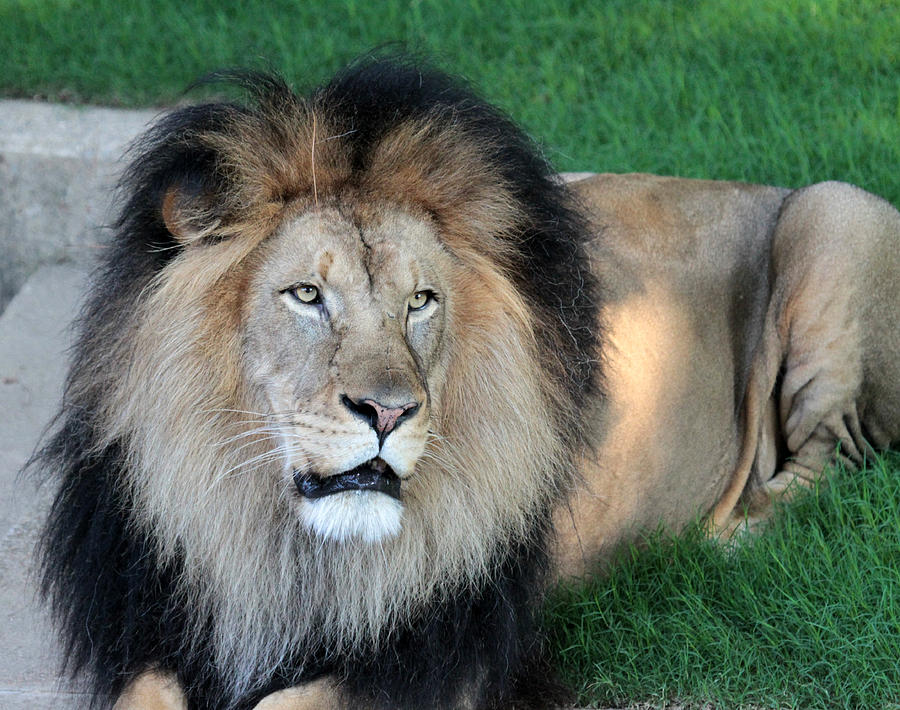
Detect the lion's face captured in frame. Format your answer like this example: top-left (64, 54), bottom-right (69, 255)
top-left (242, 205), bottom-right (454, 542)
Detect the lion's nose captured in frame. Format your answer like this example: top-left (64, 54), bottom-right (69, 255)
top-left (341, 394), bottom-right (420, 443)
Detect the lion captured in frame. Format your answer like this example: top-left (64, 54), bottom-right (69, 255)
top-left (35, 57), bottom-right (900, 710)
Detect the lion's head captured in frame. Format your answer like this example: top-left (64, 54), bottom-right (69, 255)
top-left (40, 58), bottom-right (598, 706)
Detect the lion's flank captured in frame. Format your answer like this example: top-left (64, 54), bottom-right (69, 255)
top-left (35, 55), bottom-right (599, 710)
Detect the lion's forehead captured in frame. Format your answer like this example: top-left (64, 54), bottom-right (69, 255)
top-left (263, 206), bottom-right (443, 298)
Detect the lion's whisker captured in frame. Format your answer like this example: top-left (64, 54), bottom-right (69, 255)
top-left (202, 407), bottom-right (296, 419)
top-left (222, 446), bottom-right (295, 476)
top-left (209, 426), bottom-right (277, 449)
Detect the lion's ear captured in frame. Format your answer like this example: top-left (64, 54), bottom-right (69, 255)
top-left (161, 183), bottom-right (222, 244)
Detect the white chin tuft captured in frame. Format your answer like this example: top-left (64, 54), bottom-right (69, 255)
top-left (300, 491), bottom-right (404, 543)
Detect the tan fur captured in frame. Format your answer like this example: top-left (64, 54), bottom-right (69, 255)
top-left (114, 671), bottom-right (187, 710)
top-left (251, 679), bottom-right (340, 710)
top-left (118, 672), bottom-right (344, 710)
top-left (115, 671), bottom-right (342, 710)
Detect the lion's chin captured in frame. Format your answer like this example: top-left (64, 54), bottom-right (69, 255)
top-left (300, 491), bottom-right (404, 543)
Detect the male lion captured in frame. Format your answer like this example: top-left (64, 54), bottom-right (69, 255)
top-left (36, 58), bottom-right (900, 710)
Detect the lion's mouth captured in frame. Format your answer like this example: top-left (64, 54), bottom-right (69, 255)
top-left (293, 458), bottom-right (402, 500)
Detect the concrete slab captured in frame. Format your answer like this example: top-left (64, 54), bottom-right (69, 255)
top-left (0, 100), bottom-right (157, 312)
top-left (0, 264), bottom-right (92, 708)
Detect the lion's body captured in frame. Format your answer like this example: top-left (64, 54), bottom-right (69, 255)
top-left (557, 174), bottom-right (900, 575)
top-left (35, 59), bottom-right (900, 710)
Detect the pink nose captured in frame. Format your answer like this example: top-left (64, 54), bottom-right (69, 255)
top-left (341, 394), bottom-right (420, 442)
top-left (361, 399), bottom-right (419, 436)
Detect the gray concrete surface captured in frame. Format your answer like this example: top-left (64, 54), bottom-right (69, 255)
top-left (0, 100), bottom-right (156, 313)
top-left (0, 97), bottom-right (156, 709)
top-left (0, 264), bottom-right (91, 709)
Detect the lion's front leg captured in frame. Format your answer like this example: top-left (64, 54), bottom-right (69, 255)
top-left (113, 671), bottom-right (186, 710)
top-left (252, 678), bottom-right (343, 710)
top-left (113, 673), bottom-right (342, 710)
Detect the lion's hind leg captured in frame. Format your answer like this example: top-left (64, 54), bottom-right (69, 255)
top-left (735, 181), bottom-right (900, 532)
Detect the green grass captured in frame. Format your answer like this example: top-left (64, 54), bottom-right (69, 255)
top-left (2, 0), bottom-right (899, 202)
top-left (5, 1), bottom-right (900, 706)
top-left (546, 453), bottom-right (900, 709)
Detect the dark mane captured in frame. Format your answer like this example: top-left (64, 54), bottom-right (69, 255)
top-left (35, 55), bottom-right (599, 709)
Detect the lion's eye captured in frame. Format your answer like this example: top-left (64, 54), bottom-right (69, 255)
top-left (289, 284), bottom-right (321, 304)
top-left (407, 290), bottom-right (432, 311)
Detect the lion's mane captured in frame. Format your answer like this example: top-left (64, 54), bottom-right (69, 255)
top-left (36, 57), bottom-right (599, 710)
